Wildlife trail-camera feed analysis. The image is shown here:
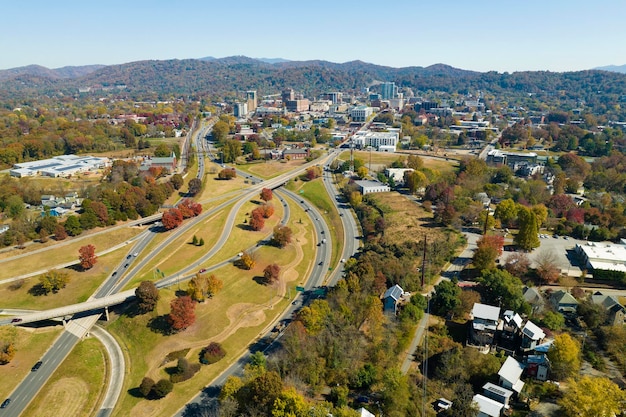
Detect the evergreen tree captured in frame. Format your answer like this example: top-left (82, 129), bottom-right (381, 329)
top-left (199, 238), bottom-right (204, 246)
top-left (192, 235), bottom-right (198, 245)
top-left (515, 206), bottom-right (540, 251)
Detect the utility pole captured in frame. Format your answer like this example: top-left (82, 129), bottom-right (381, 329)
top-left (421, 235), bottom-right (427, 288)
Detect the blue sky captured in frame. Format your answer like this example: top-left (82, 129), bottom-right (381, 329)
top-left (2, 0), bottom-right (625, 72)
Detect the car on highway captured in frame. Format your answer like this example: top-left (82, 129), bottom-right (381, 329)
top-left (199, 268), bottom-right (207, 273)
top-left (11, 318), bottom-right (22, 323)
top-left (133, 252), bottom-right (139, 257)
top-left (124, 263), bottom-right (129, 268)
top-left (1, 399), bottom-right (10, 408)
top-left (31, 361), bottom-right (42, 371)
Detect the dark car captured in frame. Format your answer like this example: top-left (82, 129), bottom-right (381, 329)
top-left (11, 318), bottom-right (22, 323)
top-left (1, 399), bottom-right (10, 408)
top-left (31, 361), bottom-right (42, 371)
top-left (199, 268), bottom-right (207, 273)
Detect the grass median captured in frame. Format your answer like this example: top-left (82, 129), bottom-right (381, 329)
top-left (0, 327), bottom-right (62, 401)
top-left (21, 337), bottom-right (106, 417)
top-left (107, 198), bottom-right (314, 417)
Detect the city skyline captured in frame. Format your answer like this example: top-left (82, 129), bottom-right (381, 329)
top-left (2, 0), bottom-right (626, 73)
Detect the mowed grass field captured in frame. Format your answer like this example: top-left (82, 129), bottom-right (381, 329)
top-left (123, 206), bottom-right (234, 289)
top-left (108, 197), bottom-right (315, 417)
top-left (21, 337), bottom-right (106, 417)
top-left (0, 227), bottom-right (142, 279)
top-left (0, 248), bottom-right (131, 310)
top-left (0, 326), bottom-right (63, 401)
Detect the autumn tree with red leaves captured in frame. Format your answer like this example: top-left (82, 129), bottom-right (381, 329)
top-left (79, 244), bottom-right (97, 270)
top-left (162, 208), bottom-right (184, 230)
top-left (261, 204), bottom-right (274, 218)
top-left (260, 188), bottom-right (273, 202)
top-left (249, 208), bottom-right (265, 231)
top-left (178, 199), bottom-right (203, 219)
top-left (263, 264), bottom-right (281, 284)
top-left (168, 295), bottom-right (196, 332)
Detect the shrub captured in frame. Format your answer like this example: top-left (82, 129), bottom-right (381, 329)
top-left (152, 379), bottom-right (173, 398)
top-left (200, 342), bottom-right (226, 364)
top-left (170, 357), bottom-right (201, 383)
top-left (139, 377), bottom-right (155, 397)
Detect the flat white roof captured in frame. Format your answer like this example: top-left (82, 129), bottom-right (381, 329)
top-left (578, 242), bottom-right (626, 266)
top-left (472, 303), bottom-right (501, 322)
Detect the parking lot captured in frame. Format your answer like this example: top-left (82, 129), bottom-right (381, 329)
top-left (501, 234), bottom-right (585, 277)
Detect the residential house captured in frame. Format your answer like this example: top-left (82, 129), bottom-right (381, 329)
top-left (498, 356), bottom-right (525, 394)
top-left (473, 394), bottom-right (503, 417)
top-left (358, 408), bottom-right (375, 417)
top-left (520, 320), bottom-right (546, 351)
top-left (500, 310), bottom-right (523, 344)
top-left (591, 292), bottom-right (626, 326)
top-left (41, 195), bottom-right (57, 207)
top-left (525, 354), bottom-right (549, 381)
top-left (470, 303), bottom-right (501, 347)
top-left (482, 382), bottom-right (514, 408)
top-left (474, 192), bottom-right (491, 208)
top-left (549, 290), bottom-right (579, 314)
top-left (383, 284), bottom-right (404, 315)
top-left (523, 287), bottom-right (545, 315)
top-left (0, 225), bottom-right (9, 234)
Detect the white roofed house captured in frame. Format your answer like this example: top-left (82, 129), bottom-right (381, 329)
top-left (498, 356), bottom-right (525, 394)
top-left (469, 303), bottom-right (501, 348)
top-left (520, 320), bottom-right (546, 351)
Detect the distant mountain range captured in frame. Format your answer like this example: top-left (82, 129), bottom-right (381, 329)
top-left (1, 57), bottom-right (626, 111)
top-left (595, 64), bottom-right (626, 74)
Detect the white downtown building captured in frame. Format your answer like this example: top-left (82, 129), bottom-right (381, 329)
top-left (352, 130), bottom-right (398, 152)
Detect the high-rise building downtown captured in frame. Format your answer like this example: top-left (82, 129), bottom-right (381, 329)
top-left (381, 82), bottom-right (397, 100)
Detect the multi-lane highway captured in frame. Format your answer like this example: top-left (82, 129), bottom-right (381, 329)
top-left (0, 120), bottom-right (343, 416)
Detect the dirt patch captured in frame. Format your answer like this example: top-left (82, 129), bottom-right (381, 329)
top-left (28, 377), bottom-right (89, 417)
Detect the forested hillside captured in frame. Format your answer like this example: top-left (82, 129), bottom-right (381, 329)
top-left (2, 57), bottom-right (626, 120)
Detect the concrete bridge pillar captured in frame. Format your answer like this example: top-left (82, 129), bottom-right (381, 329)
top-left (104, 306), bottom-right (110, 322)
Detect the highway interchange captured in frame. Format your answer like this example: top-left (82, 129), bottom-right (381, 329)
top-left (0, 120), bottom-right (359, 416)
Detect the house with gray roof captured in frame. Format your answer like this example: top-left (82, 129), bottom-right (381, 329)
top-left (383, 284), bottom-right (404, 315)
top-left (549, 290), bottom-right (578, 314)
top-left (591, 292), bottom-right (626, 326)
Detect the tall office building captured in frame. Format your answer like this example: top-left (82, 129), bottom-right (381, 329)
top-left (246, 90), bottom-right (257, 112)
top-left (282, 88), bottom-right (295, 104)
top-left (381, 82), bottom-right (397, 100)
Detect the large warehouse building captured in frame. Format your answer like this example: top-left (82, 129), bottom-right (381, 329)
top-left (575, 241), bottom-right (626, 273)
top-left (10, 155), bottom-right (110, 178)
